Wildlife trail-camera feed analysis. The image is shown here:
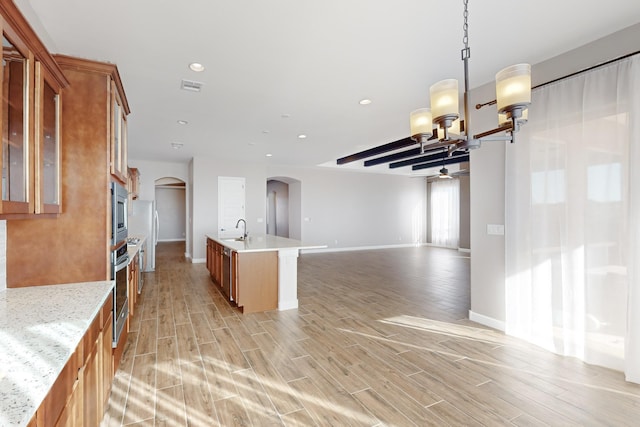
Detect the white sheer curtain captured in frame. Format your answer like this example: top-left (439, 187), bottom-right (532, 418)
top-left (505, 54), bottom-right (640, 382)
top-left (430, 178), bottom-right (460, 248)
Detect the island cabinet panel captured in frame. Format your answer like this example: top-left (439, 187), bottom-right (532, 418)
top-left (206, 238), bottom-right (224, 287)
top-left (236, 251), bottom-right (278, 314)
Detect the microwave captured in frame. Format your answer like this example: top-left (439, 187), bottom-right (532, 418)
top-left (111, 182), bottom-right (128, 245)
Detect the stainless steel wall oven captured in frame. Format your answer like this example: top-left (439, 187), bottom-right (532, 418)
top-left (111, 182), bottom-right (128, 246)
top-left (112, 242), bottom-right (129, 347)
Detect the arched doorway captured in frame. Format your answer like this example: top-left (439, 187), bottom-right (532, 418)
top-left (266, 177), bottom-right (302, 240)
top-left (155, 177), bottom-right (186, 242)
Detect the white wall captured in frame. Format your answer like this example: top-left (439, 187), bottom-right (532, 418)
top-left (189, 158), bottom-right (427, 261)
top-left (128, 159), bottom-right (190, 253)
top-left (267, 179), bottom-right (289, 237)
top-left (129, 159), bottom-right (189, 200)
top-left (266, 165), bottom-right (427, 250)
top-left (191, 157), bottom-right (268, 261)
top-left (469, 23), bottom-right (640, 329)
top-left (156, 187), bottom-right (186, 241)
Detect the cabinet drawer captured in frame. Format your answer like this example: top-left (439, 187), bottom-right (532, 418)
top-left (83, 313), bottom-right (101, 359)
top-left (101, 292), bottom-right (114, 330)
top-left (38, 344), bottom-right (83, 427)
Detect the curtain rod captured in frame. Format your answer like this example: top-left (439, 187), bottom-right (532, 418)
top-left (475, 50), bottom-right (640, 110)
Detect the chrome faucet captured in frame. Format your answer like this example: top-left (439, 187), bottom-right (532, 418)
top-left (235, 218), bottom-right (247, 240)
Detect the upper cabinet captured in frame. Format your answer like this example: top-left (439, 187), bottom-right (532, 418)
top-left (36, 62), bottom-right (62, 213)
top-left (111, 84), bottom-right (128, 184)
top-left (128, 167), bottom-right (139, 200)
top-left (0, 2), bottom-right (68, 219)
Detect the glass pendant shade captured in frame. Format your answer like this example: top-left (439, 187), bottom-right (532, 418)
top-left (430, 79), bottom-right (459, 120)
top-left (410, 108), bottom-right (433, 138)
top-left (495, 63), bottom-right (531, 113)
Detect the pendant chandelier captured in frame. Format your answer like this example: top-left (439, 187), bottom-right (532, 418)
top-left (409, 0), bottom-right (531, 154)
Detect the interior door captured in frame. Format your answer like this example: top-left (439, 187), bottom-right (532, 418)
top-left (218, 177), bottom-right (245, 238)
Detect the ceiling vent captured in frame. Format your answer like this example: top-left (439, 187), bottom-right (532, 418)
top-left (180, 79), bottom-right (203, 92)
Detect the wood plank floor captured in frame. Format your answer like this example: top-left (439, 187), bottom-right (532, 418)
top-left (101, 242), bottom-right (640, 426)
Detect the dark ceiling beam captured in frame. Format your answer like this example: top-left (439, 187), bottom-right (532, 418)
top-left (412, 154), bottom-right (470, 171)
top-left (390, 150), bottom-right (446, 169)
top-left (389, 148), bottom-right (467, 169)
top-left (336, 137), bottom-right (414, 165)
top-left (363, 147), bottom-right (422, 166)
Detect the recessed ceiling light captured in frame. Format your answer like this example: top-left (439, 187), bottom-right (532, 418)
top-left (359, 99), bottom-right (372, 105)
top-left (177, 120), bottom-right (188, 125)
top-left (298, 134), bottom-right (307, 139)
top-left (171, 142), bottom-right (184, 150)
top-left (189, 62), bottom-right (205, 72)
top-left (266, 153), bottom-right (273, 157)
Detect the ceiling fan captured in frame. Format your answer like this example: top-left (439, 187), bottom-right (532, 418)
top-left (425, 164), bottom-right (469, 181)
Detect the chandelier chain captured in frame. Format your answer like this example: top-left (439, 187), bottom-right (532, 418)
top-left (463, 0), bottom-right (469, 49)
top-left (461, 0), bottom-right (470, 60)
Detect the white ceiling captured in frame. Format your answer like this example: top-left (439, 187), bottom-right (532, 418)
top-left (16, 0), bottom-right (640, 176)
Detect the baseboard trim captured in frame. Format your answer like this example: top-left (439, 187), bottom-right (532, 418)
top-left (469, 310), bottom-right (505, 331)
top-left (158, 238), bottom-right (186, 242)
top-left (302, 243), bottom-right (426, 254)
top-left (458, 248), bottom-right (471, 253)
top-left (191, 258), bottom-right (206, 264)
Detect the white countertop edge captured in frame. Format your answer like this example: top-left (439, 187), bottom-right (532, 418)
top-left (206, 233), bottom-right (326, 253)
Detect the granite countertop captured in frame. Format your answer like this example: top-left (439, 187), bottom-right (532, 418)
top-left (206, 233), bottom-right (326, 253)
top-left (127, 233), bottom-right (147, 261)
top-left (0, 281), bottom-right (114, 426)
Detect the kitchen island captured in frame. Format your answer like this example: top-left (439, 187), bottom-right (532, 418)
top-left (0, 281), bottom-right (114, 426)
top-left (206, 234), bottom-right (325, 313)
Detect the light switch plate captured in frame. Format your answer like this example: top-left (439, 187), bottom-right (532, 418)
top-left (487, 224), bottom-right (505, 235)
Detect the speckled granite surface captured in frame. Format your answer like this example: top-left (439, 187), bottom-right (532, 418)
top-left (207, 233), bottom-right (326, 253)
top-left (0, 281), bottom-right (113, 426)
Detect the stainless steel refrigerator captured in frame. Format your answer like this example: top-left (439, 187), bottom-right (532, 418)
top-left (128, 199), bottom-right (158, 272)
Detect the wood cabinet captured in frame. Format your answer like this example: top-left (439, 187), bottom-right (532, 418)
top-left (6, 55), bottom-right (130, 288)
top-left (111, 87), bottom-right (128, 184)
top-left (128, 253), bottom-right (139, 319)
top-left (0, 1), bottom-right (68, 218)
top-left (34, 294), bottom-right (113, 427)
top-left (82, 313), bottom-right (102, 426)
top-left (206, 238), bottom-right (225, 289)
top-left (101, 295), bottom-right (114, 410)
top-left (37, 342), bottom-right (83, 427)
top-left (128, 167), bottom-right (139, 199)
top-left (206, 238), bottom-right (278, 314)
top-left (235, 251), bottom-right (278, 314)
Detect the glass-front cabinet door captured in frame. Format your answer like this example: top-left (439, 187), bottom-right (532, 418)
top-left (111, 82), bottom-right (128, 184)
top-left (1, 33), bottom-right (29, 214)
top-left (0, 9), bottom-right (67, 218)
top-left (36, 62), bottom-right (61, 213)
